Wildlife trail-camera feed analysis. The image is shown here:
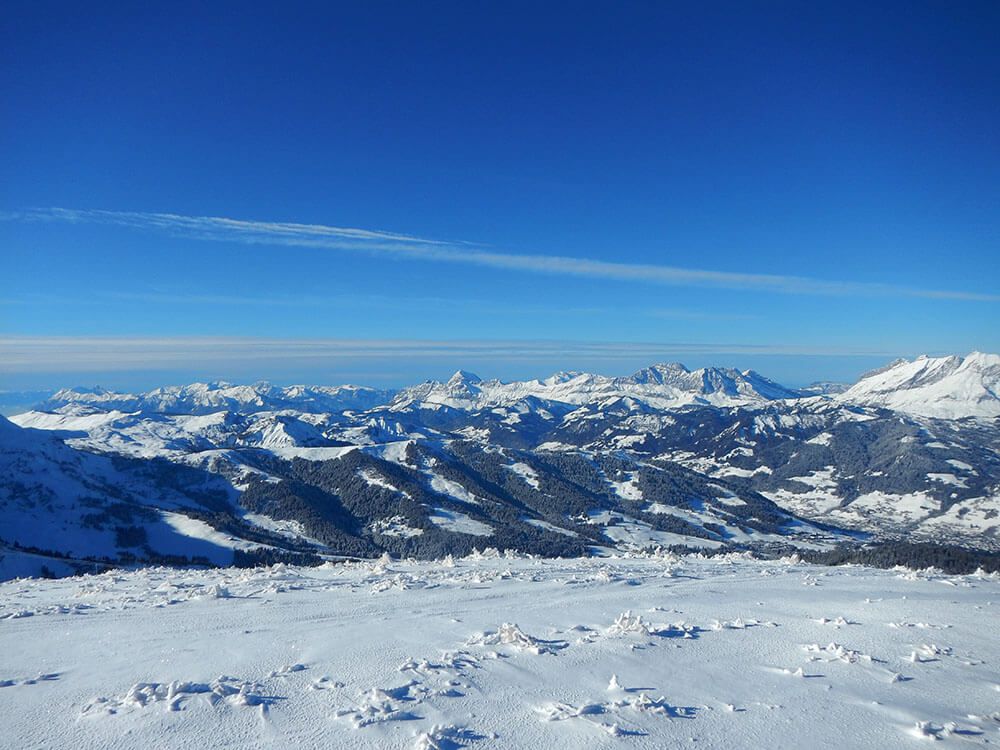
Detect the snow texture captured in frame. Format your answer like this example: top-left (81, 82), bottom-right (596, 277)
top-left (2, 553), bottom-right (998, 749)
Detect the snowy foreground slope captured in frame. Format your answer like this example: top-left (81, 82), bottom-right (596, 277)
top-left (2, 553), bottom-right (998, 749)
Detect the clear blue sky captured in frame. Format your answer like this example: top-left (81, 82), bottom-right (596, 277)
top-left (2, 1), bottom-right (998, 390)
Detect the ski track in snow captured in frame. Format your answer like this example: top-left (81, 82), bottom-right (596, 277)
top-left (1, 553), bottom-right (998, 749)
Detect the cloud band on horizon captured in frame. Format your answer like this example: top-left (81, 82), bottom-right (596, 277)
top-left (0, 335), bottom-right (908, 373)
top-left (8, 207), bottom-right (1000, 302)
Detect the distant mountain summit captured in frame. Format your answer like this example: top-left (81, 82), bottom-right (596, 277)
top-left (40, 381), bottom-right (393, 415)
top-left (838, 352), bottom-right (1000, 419)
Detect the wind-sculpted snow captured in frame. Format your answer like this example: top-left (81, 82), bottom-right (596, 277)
top-left (2, 552), bottom-right (998, 748)
top-left (80, 675), bottom-right (278, 716)
top-left (467, 622), bottom-right (569, 654)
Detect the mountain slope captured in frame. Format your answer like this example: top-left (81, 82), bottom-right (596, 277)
top-left (0, 409), bottom-right (841, 580)
top-left (838, 352), bottom-right (1000, 419)
top-left (0, 416), bottom-right (246, 578)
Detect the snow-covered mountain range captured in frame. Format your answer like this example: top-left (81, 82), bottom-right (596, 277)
top-left (388, 362), bottom-right (800, 412)
top-left (39, 381), bottom-right (392, 415)
top-left (3, 353), bottom-right (998, 579)
top-left (32, 352), bottom-right (1000, 419)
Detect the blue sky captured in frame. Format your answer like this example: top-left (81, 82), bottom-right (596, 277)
top-left (2, 2), bottom-right (998, 390)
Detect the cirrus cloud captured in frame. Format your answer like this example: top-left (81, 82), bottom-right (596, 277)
top-left (8, 207), bottom-right (999, 302)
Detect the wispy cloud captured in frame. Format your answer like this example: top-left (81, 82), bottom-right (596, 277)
top-left (0, 289), bottom-right (754, 320)
top-left (9, 207), bottom-right (1000, 302)
top-left (0, 335), bottom-right (900, 373)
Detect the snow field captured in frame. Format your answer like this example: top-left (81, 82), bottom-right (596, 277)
top-left (0, 553), bottom-right (998, 749)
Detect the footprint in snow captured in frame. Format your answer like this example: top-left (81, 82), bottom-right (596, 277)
top-left (266, 663), bottom-right (307, 678)
top-left (1, 672), bottom-right (60, 687)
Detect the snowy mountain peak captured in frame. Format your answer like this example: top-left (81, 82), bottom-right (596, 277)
top-left (623, 363), bottom-right (798, 402)
top-left (51, 385), bottom-right (114, 398)
top-left (446, 370), bottom-right (483, 387)
top-left (628, 362), bottom-right (690, 384)
top-left (544, 370), bottom-right (585, 385)
top-left (965, 350), bottom-right (1000, 368)
top-left (839, 351), bottom-right (1000, 419)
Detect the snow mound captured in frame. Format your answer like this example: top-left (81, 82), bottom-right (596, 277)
top-left (468, 623), bottom-right (568, 655)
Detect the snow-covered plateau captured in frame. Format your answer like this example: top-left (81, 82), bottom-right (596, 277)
top-left (1, 552), bottom-right (998, 749)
